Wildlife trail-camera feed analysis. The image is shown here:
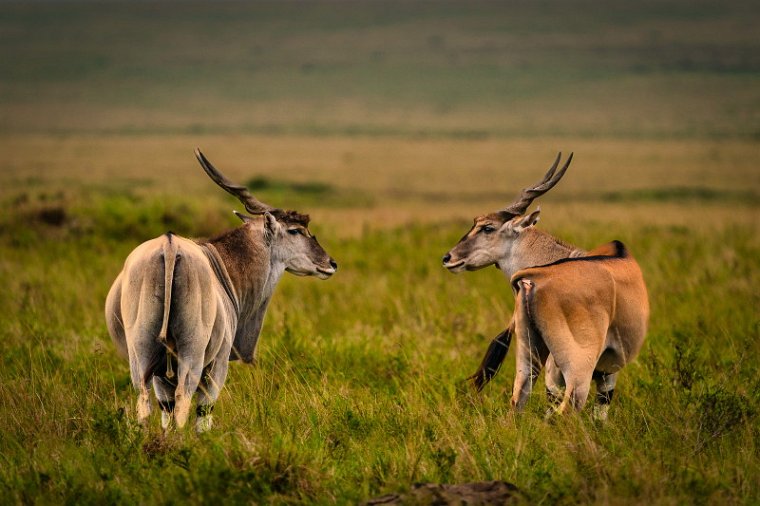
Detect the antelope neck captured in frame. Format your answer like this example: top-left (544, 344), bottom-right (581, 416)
top-left (498, 228), bottom-right (583, 279)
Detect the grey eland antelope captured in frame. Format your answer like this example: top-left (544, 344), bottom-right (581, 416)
top-left (105, 149), bottom-right (337, 432)
top-left (442, 153), bottom-right (649, 419)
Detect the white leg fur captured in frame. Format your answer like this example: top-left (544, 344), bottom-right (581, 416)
top-left (136, 387), bottom-right (151, 425)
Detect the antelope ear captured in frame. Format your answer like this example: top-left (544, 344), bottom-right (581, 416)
top-left (233, 210), bottom-right (255, 223)
top-left (263, 211), bottom-right (280, 234)
top-left (513, 208), bottom-right (541, 233)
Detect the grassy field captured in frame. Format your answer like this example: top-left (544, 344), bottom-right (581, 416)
top-left (1, 1), bottom-right (758, 504)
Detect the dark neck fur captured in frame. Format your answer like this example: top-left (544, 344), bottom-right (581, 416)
top-left (205, 224), bottom-right (271, 311)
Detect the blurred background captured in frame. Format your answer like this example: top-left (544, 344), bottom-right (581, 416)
top-left (1, 0), bottom-right (757, 238)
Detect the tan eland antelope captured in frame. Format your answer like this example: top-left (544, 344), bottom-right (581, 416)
top-left (442, 153), bottom-right (649, 419)
top-left (105, 149), bottom-right (337, 432)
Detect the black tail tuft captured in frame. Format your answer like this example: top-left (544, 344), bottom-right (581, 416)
top-left (611, 240), bottom-right (628, 258)
top-left (467, 326), bottom-right (513, 392)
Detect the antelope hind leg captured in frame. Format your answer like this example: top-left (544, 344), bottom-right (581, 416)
top-left (126, 332), bottom-right (159, 426)
top-left (555, 366), bottom-right (595, 415)
top-left (153, 375), bottom-right (177, 431)
top-left (173, 356), bottom-right (204, 429)
top-left (510, 333), bottom-right (550, 411)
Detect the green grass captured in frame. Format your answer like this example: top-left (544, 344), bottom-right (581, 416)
top-left (0, 195), bottom-right (758, 504)
top-left (0, 1), bottom-right (759, 504)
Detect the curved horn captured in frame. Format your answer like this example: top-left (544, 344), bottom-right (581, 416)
top-left (501, 152), bottom-right (573, 216)
top-left (194, 148), bottom-right (274, 215)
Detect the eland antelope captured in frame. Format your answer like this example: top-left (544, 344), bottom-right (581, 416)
top-left (105, 149), bottom-right (337, 432)
top-left (442, 154), bottom-right (649, 419)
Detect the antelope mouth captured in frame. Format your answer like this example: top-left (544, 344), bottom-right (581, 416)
top-left (444, 260), bottom-right (465, 272)
top-left (316, 267), bottom-right (336, 279)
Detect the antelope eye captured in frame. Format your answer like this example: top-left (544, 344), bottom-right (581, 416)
top-left (287, 229), bottom-right (300, 236)
top-left (482, 225), bottom-right (496, 234)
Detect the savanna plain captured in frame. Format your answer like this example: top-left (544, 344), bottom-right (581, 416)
top-left (0, 2), bottom-right (758, 504)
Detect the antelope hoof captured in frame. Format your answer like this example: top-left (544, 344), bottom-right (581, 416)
top-left (544, 406), bottom-right (560, 422)
top-left (592, 404), bottom-right (610, 422)
top-left (161, 411), bottom-right (173, 431)
top-left (196, 415), bottom-right (213, 433)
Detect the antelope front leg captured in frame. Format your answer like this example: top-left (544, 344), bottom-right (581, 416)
top-left (544, 355), bottom-right (565, 418)
top-left (592, 370), bottom-right (618, 421)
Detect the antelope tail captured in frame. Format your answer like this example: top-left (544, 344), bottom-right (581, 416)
top-left (158, 232), bottom-right (179, 343)
top-left (157, 233), bottom-right (179, 379)
top-left (467, 324), bottom-right (514, 392)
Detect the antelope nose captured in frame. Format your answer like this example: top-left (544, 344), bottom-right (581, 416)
top-left (329, 258), bottom-right (338, 270)
top-left (442, 253), bottom-right (451, 264)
